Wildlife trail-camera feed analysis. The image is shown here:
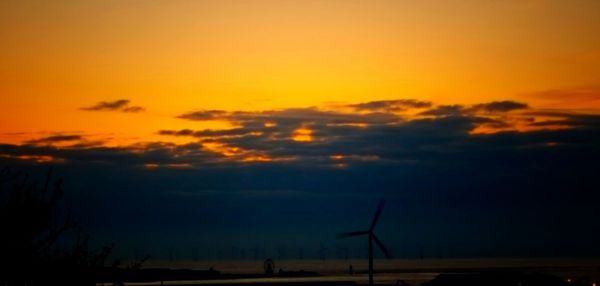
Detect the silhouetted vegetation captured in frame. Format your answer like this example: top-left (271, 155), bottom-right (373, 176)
top-left (0, 166), bottom-right (117, 285)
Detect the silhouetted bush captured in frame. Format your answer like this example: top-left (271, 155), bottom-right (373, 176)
top-left (0, 166), bottom-right (115, 285)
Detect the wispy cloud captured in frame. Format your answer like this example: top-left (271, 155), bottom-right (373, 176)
top-left (345, 99), bottom-right (432, 112)
top-left (523, 85), bottom-right (600, 112)
top-left (80, 99), bottom-right (145, 113)
top-left (26, 134), bottom-right (82, 145)
top-left (471, 100), bottom-right (529, 113)
top-left (177, 110), bottom-right (229, 121)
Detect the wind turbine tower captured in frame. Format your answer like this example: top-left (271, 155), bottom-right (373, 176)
top-left (338, 200), bottom-right (391, 286)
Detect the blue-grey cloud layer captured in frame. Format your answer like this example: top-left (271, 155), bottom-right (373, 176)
top-left (1, 99), bottom-right (599, 258)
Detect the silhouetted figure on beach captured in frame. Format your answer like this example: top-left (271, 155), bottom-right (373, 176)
top-left (349, 265), bottom-right (354, 275)
top-left (168, 247), bottom-right (174, 261)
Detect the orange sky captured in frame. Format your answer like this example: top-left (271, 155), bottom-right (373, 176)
top-left (1, 0), bottom-right (600, 146)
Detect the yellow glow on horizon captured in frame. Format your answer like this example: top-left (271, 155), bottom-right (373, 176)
top-left (292, 127), bottom-right (313, 142)
top-left (144, 163), bottom-right (160, 170)
top-left (143, 163), bottom-right (193, 170)
top-left (241, 155), bottom-right (272, 163)
top-left (327, 122), bottom-right (370, 128)
top-left (330, 155), bottom-right (344, 160)
top-left (333, 163), bottom-right (348, 169)
top-left (0, 154), bottom-right (61, 164)
top-left (469, 123), bottom-right (572, 135)
top-left (202, 142), bottom-right (242, 157)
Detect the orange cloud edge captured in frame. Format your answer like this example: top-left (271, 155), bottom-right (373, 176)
top-left (0, 98), bottom-right (595, 168)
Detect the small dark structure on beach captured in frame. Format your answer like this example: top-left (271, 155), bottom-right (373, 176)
top-left (264, 258), bottom-right (275, 275)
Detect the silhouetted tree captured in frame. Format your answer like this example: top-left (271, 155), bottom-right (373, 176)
top-left (0, 167), bottom-right (118, 285)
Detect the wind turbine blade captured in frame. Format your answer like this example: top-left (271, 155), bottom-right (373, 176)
top-left (372, 234), bottom-right (392, 259)
top-left (337, 230), bottom-right (370, 239)
top-left (369, 200), bottom-right (385, 231)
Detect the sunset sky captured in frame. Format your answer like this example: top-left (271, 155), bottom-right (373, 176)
top-left (2, 1), bottom-right (600, 146)
top-left (1, 1), bottom-right (600, 258)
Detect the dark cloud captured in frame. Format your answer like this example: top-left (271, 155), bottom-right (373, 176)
top-left (122, 106), bottom-right (145, 113)
top-left (418, 101), bottom-right (528, 118)
top-left (177, 108), bottom-right (400, 125)
top-left (80, 99), bottom-right (145, 113)
top-left (527, 114), bottom-right (600, 129)
top-left (26, 134), bottom-right (82, 144)
top-left (23, 134), bottom-right (108, 149)
top-left (0, 141), bottom-right (224, 168)
top-left (158, 129), bottom-right (195, 136)
top-left (6, 109), bottom-right (599, 179)
top-left (346, 99), bottom-right (432, 112)
top-left (419, 104), bottom-right (465, 117)
top-left (472, 100), bottom-right (529, 112)
top-left (161, 103), bottom-right (600, 169)
top-left (176, 110), bottom-right (228, 121)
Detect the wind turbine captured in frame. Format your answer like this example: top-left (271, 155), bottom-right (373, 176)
top-left (338, 200), bottom-right (392, 286)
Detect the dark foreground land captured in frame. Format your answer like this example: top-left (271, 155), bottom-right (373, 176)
top-left (93, 258), bottom-right (600, 286)
top-left (95, 272), bottom-right (595, 286)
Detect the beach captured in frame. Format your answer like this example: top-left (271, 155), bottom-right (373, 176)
top-left (115, 258), bottom-right (600, 285)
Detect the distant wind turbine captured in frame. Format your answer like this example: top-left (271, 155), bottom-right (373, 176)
top-left (318, 243), bottom-right (328, 260)
top-left (250, 246), bottom-right (259, 260)
top-left (338, 200), bottom-right (392, 286)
